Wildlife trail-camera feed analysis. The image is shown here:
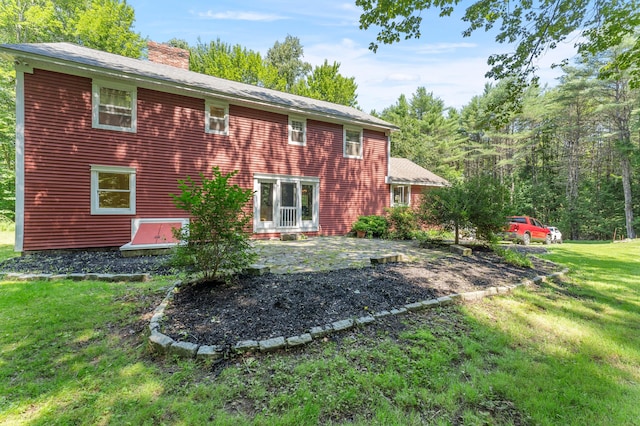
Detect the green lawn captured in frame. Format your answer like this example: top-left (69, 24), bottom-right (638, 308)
top-left (1, 240), bottom-right (639, 425)
top-left (0, 230), bottom-right (17, 262)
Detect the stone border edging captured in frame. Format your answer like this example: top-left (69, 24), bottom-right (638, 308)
top-left (0, 272), bottom-right (150, 282)
top-left (148, 264), bottom-right (570, 360)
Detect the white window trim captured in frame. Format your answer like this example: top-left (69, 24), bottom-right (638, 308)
top-left (253, 173), bottom-right (319, 233)
top-left (288, 116), bottom-right (306, 146)
top-left (343, 127), bottom-right (363, 159)
top-left (205, 99), bottom-right (229, 135)
top-left (92, 80), bottom-right (137, 132)
top-left (91, 165), bottom-right (136, 215)
top-left (391, 184), bottom-right (411, 207)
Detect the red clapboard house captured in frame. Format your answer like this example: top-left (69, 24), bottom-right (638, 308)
top-left (0, 42), bottom-right (447, 253)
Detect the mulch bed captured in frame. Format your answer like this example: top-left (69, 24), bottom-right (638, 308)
top-left (0, 246), bottom-right (560, 349)
top-left (162, 251), bottom-right (559, 347)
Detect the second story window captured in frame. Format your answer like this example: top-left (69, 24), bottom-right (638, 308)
top-left (92, 81), bottom-right (136, 132)
top-left (344, 127), bottom-right (362, 159)
top-left (288, 117), bottom-right (306, 145)
top-left (205, 100), bottom-right (229, 135)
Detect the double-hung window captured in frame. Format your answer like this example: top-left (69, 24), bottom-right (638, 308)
top-left (344, 127), bottom-right (362, 158)
top-left (254, 174), bottom-right (319, 233)
top-left (205, 100), bottom-right (229, 135)
top-left (91, 165), bottom-right (136, 215)
top-left (288, 116), bottom-right (306, 145)
top-left (391, 185), bottom-right (410, 206)
top-left (92, 81), bottom-right (136, 132)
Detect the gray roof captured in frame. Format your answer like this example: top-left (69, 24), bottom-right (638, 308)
top-left (389, 157), bottom-right (449, 187)
top-left (0, 42), bottom-right (396, 132)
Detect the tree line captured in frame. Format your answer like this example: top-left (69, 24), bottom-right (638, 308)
top-left (380, 56), bottom-right (639, 241)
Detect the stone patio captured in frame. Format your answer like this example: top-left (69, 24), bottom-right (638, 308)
top-left (251, 236), bottom-right (443, 274)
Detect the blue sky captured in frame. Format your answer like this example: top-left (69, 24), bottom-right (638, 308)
top-left (127, 0), bottom-right (578, 113)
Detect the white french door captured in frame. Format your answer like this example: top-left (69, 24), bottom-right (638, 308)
top-left (254, 174), bottom-right (319, 233)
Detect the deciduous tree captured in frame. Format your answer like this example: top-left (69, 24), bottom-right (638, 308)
top-left (295, 60), bottom-right (358, 107)
top-left (357, 0), bottom-right (640, 99)
top-left (266, 35), bottom-right (312, 92)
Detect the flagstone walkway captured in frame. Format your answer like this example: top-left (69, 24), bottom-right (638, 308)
top-left (251, 236), bottom-right (444, 274)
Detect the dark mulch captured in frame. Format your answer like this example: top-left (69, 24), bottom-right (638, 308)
top-left (0, 251), bottom-right (176, 275)
top-left (162, 251), bottom-right (559, 347)
top-left (0, 246), bottom-right (560, 350)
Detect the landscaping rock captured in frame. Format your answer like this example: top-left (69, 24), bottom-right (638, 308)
top-left (235, 340), bottom-right (259, 353)
top-left (149, 331), bottom-right (174, 354)
top-left (245, 265), bottom-right (271, 276)
top-left (196, 345), bottom-right (225, 360)
top-left (421, 299), bottom-right (440, 308)
top-left (405, 301), bottom-right (425, 311)
top-left (170, 341), bottom-right (199, 358)
top-left (450, 245), bottom-right (472, 256)
top-left (436, 295), bottom-right (455, 305)
top-left (259, 337), bottom-right (286, 351)
top-left (355, 315), bottom-right (376, 325)
top-left (370, 254), bottom-right (407, 264)
top-left (332, 319), bottom-right (354, 331)
top-left (309, 325), bottom-right (333, 338)
top-left (287, 334), bottom-right (312, 347)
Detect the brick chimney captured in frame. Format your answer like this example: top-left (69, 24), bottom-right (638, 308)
top-left (147, 41), bottom-right (190, 70)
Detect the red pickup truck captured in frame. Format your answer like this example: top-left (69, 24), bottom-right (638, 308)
top-left (503, 216), bottom-right (551, 245)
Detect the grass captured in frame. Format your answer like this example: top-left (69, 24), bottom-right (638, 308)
top-left (0, 230), bottom-right (17, 262)
top-left (1, 240), bottom-right (639, 424)
top-left (492, 244), bottom-right (534, 268)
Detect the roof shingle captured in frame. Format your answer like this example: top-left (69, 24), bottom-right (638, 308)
top-left (388, 157), bottom-right (449, 187)
top-left (0, 42), bottom-right (396, 132)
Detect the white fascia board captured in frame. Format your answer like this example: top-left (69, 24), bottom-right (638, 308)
top-left (12, 54), bottom-right (397, 134)
top-left (13, 64), bottom-right (31, 252)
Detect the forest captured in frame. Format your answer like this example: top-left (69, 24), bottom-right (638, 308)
top-left (0, 0), bottom-right (638, 241)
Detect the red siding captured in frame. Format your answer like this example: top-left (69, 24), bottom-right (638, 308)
top-left (411, 186), bottom-right (426, 207)
top-left (21, 69), bottom-right (389, 250)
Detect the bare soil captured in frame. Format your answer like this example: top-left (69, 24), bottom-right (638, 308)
top-left (162, 250), bottom-right (559, 347)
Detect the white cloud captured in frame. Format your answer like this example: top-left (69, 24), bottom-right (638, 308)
top-left (305, 38), bottom-right (491, 112)
top-left (414, 42), bottom-right (478, 54)
top-left (386, 73), bottom-right (421, 82)
top-left (198, 10), bottom-right (286, 22)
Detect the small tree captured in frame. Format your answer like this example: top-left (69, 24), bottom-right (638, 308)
top-left (171, 167), bottom-right (256, 281)
top-left (420, 183), bottom-right (470, 245)
top-left (420, 175), bottom-right (509, 244)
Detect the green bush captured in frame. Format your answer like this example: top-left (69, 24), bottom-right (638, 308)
top-left (351, 215), bottom-right (388, 238)
top-left (385, 206), bottom-right (420, 240)
top-left (171, 167), bottom-right (256, 281)
top-left (492, 245), bottom-right (533, 268)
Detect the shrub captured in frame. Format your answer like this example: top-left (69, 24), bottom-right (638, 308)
top-left (171, 167), bottom-right (256, 281)
top-left (351, 215), bottom-right (388, 238)
top-left (492, 245), bottom-right (533, 268)
top-left (385, 206), bottom-right (420, 240)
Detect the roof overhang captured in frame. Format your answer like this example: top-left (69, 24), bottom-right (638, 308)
top-left (0, 43), bottom-right (399, 135)
top-left (386, 176), bottom-right (449, 187)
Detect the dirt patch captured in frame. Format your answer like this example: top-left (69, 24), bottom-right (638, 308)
top-left (162, 251), bottom-right (558, 347)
